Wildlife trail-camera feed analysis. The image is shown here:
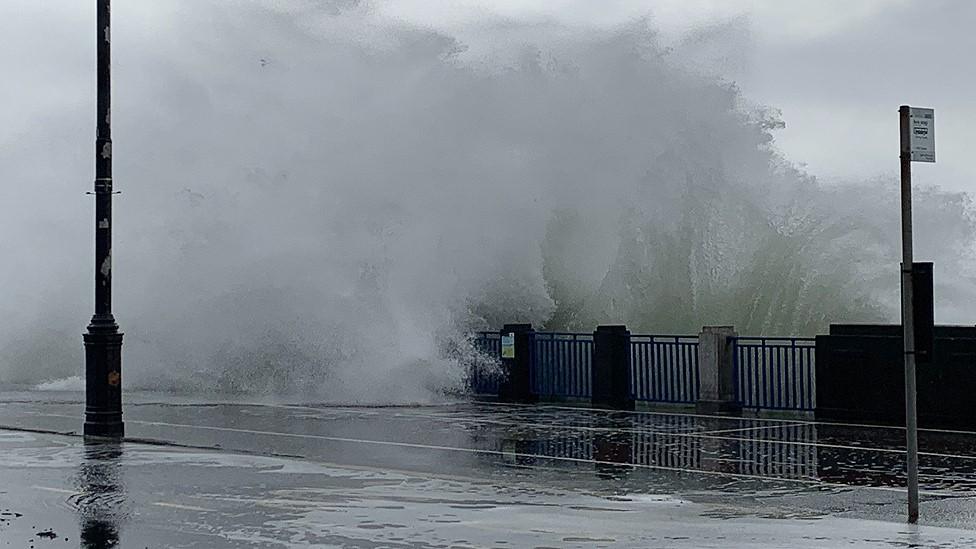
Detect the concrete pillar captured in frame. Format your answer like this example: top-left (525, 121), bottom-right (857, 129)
top-left (696, 326), bottom-right (741, 415)
top-left (591, 325), bottom-right (633, 410)
top-left (498, 324), bottom-right (534, 403)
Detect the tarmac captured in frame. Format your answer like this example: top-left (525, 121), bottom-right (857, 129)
top-left (3, 389), bottom-right (976, 547)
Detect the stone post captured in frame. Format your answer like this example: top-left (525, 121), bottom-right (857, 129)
top-left (696, 326), bottom-right (741, 415)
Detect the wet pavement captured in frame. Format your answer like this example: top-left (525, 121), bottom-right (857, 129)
top-left (4, 391), bottom-right (976, 547)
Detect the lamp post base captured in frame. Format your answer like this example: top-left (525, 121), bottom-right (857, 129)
top-left (84, 414), bottom-right (124, 438)
top-left (84, 319), bottom-right (124, 439)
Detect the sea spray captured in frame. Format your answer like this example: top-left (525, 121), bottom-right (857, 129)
top-left (1, 1), bottom-right (973, 399)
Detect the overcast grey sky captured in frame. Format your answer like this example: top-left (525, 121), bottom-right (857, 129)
top-left (380, 0), bottom-right (975, 193)
top-left (4, 1), bottom-right (972, 192)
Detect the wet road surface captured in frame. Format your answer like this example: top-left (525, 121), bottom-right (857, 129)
top-left (4, 391), bottom-right (976, 547)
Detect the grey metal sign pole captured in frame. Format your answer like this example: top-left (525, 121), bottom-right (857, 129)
top-left (84, 0), bottom-right (124, 438)
top-left (899, 105), bottom-right (919, 523)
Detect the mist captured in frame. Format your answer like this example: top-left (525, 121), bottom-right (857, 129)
top-left (2, 0), bottom-right (974, 401)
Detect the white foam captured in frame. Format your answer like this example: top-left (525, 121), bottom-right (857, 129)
top-left (34, 376), bottom-right (84, 392)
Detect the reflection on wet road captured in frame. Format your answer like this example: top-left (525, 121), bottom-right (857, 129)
top-left (107, 400), bottom-right (976, 494)
top-left (75, 442), bottom-right (125, 548)
top-left (4, 392), bottom-right (976, 546)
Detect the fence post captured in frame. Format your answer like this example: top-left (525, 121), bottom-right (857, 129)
top-left (696, 326), bottom-right (741, 415)
top-left (498, 323), bottom-right (535, 403)
top-left (592, 325), bottom-right (633, 410)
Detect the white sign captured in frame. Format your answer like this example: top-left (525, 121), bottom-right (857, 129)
top-left (909, 107), bottom-right (935, 163)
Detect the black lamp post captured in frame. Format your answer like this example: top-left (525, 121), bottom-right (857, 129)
top-left (84, 0), bottom-right (124, 438)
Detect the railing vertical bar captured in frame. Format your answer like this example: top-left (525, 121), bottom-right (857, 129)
top-left (536, 336), bottom-right (543, 397)
top-left (572, 337), bottom-right (578, 397)
top-left (534, 336), bottom-right (540, 397)
top-left (732, 339), bottom-right (739, 405)
top-left (635, 342), bottom-right (641, 400)
top-left (641, 342), bottom-right (648, 401)
top-left (647, 341), bottom-right (654, 401)
top-left (585, 339), bottom-right (592, 397)
top-left (631, 342), bottom-right (637, 400)
top-left (683, 342), bottom-right (691, 402)
top-left (577, 337), bottom-right (583, 398)
top-left (545, 334), bottom-right (550, 397)
top-left (549, 336), bottom-right (555, 398)
top-left (662, 341), bottom-right (670, 402)
top-left (572, 336), bottom-right (578, 398)
top-left (583, 337), bottom-right (589, 398)
top-left (669, 341), bottom-right (675, 402)
top-left (564, 336), bottom-right (569, 397)
top-left (749, 347), bottom-right (763, 408)
top-left (581, 338), bottom-right (587, 398)
top-left (752, 345), bottom-right (760, 409)
top-left (559, 337), bottom-right (566, 397)
top-left (663, 340), bottom-right (670, 402)
top-left (637, 342), bottom-right (645, 401)
top-left (651, 341), bottom-right (656, 401)
top-left (761, 343), bottom-right (769, 408)
top-left (651, 341), bottom-right (659, 401)
top-left (678, 342), bottom-right (686, 402)
top-left (550, 336), bottom-right (556, 397)
top-left (776, 345), bottom-right (783, 408)
top-left (669, 342), bottom-right (677, 402)
top-left (792, 342), bottom-right (799, 410)
top-left (564, 337), bottom-right (570, 398)
top-left (681, 342), bottom-right (687, 402)
top-left (800, 344), bottom-right (807, 410)
top-left (740, 344), bottom-right (747, 408)
top-left (578, 339), bottom-right (584, 398)
top-left (802, 345), bottom-right (808, 410)
top-left (534, 336), bottom-right (540, 396)
top-left (570, 337), bottom-right (576, 397)
top-left (657, 340), bottom-right (664, 402)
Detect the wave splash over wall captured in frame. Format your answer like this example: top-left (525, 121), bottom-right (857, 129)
top-left (2, 1), bottom-right (974, 401)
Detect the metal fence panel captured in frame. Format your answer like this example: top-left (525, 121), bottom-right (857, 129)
top-left (733, 337), bottom-right (816, 410)
top-left (532, 332), bottom-right (593, 399)
top-left (471, 332), bottom-right (502, 395)
top-left (630, 335), bottom-right (699, 403)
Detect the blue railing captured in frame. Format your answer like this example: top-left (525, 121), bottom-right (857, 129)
top-left (471, 332), bottom-right (503, 395)
top-left (532, 332), bottom-right (593, 399)
top-left (733, 337), bottom-right (816, 411)
top-left (631, 335), bottom-right (699, 403)
top-left (472, 330), bottom-right (817, 413)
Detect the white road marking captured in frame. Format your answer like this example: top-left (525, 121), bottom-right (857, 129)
top-left (22, 411), bottom-right (976, 463)
top-left (78, 417), bottom-right (976, 496)
top-left (34, 486), bottom-right (215, 512)
top-left (152, 502), bottom-right (215, 512)
top-left (32, 485), bottom-right (76, 495)
top-left (16, 420), bottom-right (975, 499)
top-left (499, 402), bottom-right (976, 435)
top-left (259, 409), bottom-right (976, 461)
top-left (681, 425), bottom-right (788, 436)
